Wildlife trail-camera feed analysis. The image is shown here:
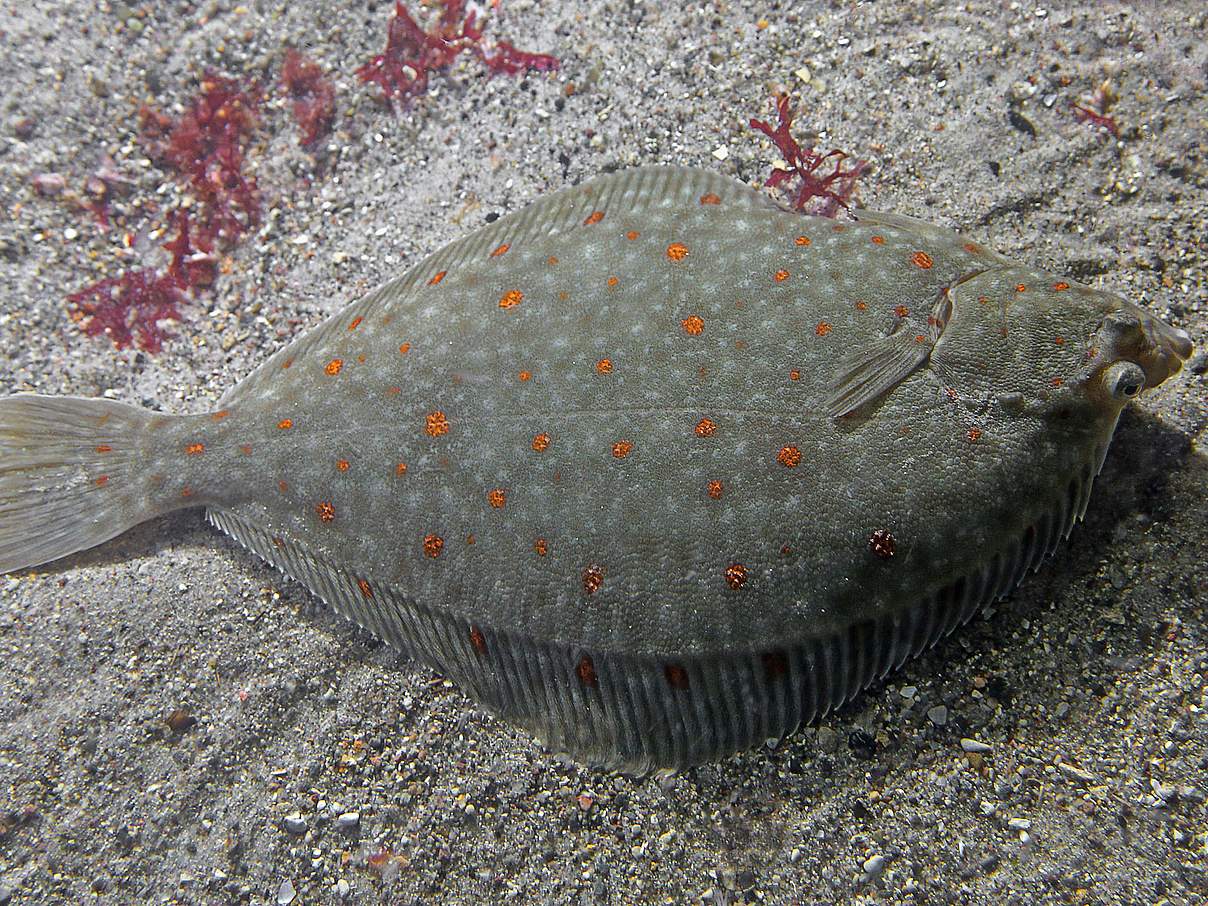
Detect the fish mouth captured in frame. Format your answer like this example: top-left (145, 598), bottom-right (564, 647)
top-left (1138, 308), bottom-right (1193, 388)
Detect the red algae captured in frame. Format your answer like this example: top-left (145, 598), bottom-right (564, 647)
top-left (70, 74), bottom-right (261, 352)
top-left (139, 71), bottom-right (262, 251)
top-left (356, 0), bottom-right (558, 109)
top-left (282, 49), bottom-right (336, 147)
top-left (1071, 82), bottom-right (1120, 138)
top-left (749, 94), bottom-right (870, 218)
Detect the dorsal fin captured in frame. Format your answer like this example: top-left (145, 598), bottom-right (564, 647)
top-left (854, 209), bottom-right (1010, 264)
top-left (220, 167), bottom-right (773, 405)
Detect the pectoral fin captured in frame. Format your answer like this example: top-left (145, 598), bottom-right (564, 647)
top-left (824, 329), bottom-right (932, 419)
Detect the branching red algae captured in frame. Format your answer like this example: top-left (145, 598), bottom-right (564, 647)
top-left (356, 0), bottom-right (558, 109)
top-left (749, 94), bottom-right (870, 218)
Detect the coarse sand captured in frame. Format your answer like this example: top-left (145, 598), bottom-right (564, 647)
top-left (1, 2), bottom-right (1205, 903)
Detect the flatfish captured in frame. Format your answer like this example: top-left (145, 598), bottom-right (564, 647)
top-left (0, 167), bottom-right (1192, 769)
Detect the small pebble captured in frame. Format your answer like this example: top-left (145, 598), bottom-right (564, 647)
top-left (863, 854), bottom-right (886, 878)
top-left (283, 814), bottom-right (307, 835)
top-left (1007, 817), bottom-right (1031, 831)
top-left (927, 705), bottom-right (948, 726)
top-left (336, 879), bottom-right (350, 898)
top-left (276, 879), bottom-right (296, 905)
top-left (961, 738), bottom-right (992, 753)
top-left (335, 812), bottom-right (360, 830)
top-left (1056, 762), bottom-right (1096, 783)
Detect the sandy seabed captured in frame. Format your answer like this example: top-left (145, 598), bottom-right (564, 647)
top-left (0, 2), bottom-right (1205, 903)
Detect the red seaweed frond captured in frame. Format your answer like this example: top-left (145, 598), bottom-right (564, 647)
top-left (749, 94), bottom-right (870, 218)
top-left (139, 72), bottom-right (262, 251)
top-left (1071, 81), bottom-right (1119, 138)
top-left (282, 48), bottom-right (336, 147)
top-left (356, 0), bottom-right (558, 109)
top-left (68, 213), bottom-right (213, 352)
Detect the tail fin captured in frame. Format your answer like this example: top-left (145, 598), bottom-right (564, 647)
top-left (0, 396), bottom-right (179, 573)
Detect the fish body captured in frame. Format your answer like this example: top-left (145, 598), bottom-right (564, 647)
top-left (0, 167), bottom-right (1192, 769)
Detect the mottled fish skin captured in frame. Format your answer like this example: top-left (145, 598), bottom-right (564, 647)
top-left (0, 167), bottom-right (1192, 770)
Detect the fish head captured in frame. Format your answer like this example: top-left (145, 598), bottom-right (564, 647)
top-left (937, 267), bottom-right (1192, 417)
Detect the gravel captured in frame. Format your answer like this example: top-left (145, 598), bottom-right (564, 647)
top-left (0, 1), bottom-right (1205, 903)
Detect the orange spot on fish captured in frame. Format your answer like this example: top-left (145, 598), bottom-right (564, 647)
top-left (582, 564), bottom-right (604, 595)
top-left (239, 444), bottom-right (252, 455)
top-left (707, 479), bottom-right (724, 499)
top-left (607, 276), bottom-right (619, 287)
top-left (428, 270), bottom-right (447, 285)
top-left (1051, 377), bottom-right (1064, 387)
top-left (490, 243), bottom-right (510, 257)
top-left (95, 475), bottom-right (109, 486)
top-left (499, 289), bottom-right (523, 309)
top-left (869, 528), bottom-right (896, 559)
top-left (794, 235), bottom-right (811, 246)
top-left (185, 442), bottom-right (205, 455)
top-left (911, 251), bottom-right (934, 269)
top-left (915, 334), bottom-right (927, 343)
top-left (487, 488), bottom-right (507, 508)
top-left (282, 359), bottom-right (293, 369)
top-left (855, 300), bottom-right (868, 311)
top-left (534, 538), bottom-right (548, 556)
top-left (211, 410), bottom-right (230, 421)
top-left (596, 358), bottom-right (613, 375)
top-left (666, 242), bottom-right (689, 261)
top-left (469, 625), bottom-right (487, 655)
top-left (963, 242), bottom-right (981, 254)
top-left (1053, 281), bottom-right (1070, 291)
top-left (423, 534), bottom-right (444, 558)
top-left (695, 418), bottom-right (717, 437)
top-left (700, 193), bottom-right (721, 205)
top-left (789, 369), bottom-right (801, 381)
top-left (774, 269), bottom-right (790, 282)
top-left (611, 440), bottom-right (634, 459)
top-left (425, 411), bottom-right (450, 437)
top-left (95, 444), bottom-right (112, 453)
top-left (894, 305), bottom-right (910, 319)
top-left (583, 210), bottom-right (605, 225)
top-left (558, 291), bottom-right (570, 301)
top-left (871, 235), bottom-right (885, 245)
top-left (388, 386), bottom-right (402, 395)
top-left (777, 446), bottom-right (802, 468)
top-left (1015, 283), bottom-right (1027, 293)
top-left (278, 480), bottom-right (289, 493)
top-left (532, 433), bottom-right (551, 452)
top-left (348, 316), bottom-right (363, 331)
top-left (626, 230), bottom-right (640, 241)
top-left (180, 486), bottom-right (193, 498)
top-left (1054, 336), bottom-right (1065, 346)
top-left (762, 650), bottom-right (788, 679)
top-left (725, 563), bottom-right (748, 590)
top-left (337, 459), bottom-right (350, 472)
top-left (395, 462), bottom-right (408, 476)
top-left (357, 579), bottom-right (373, 598)
top-left (966, 427), bottom-right (983, 442)
top-left (399, 342), bottom-right (411, 355)
top-left (815, 321), bottom-right (833, 337)
top-left (681, 315), bottom-right (704, 335)
top-left (325, 358), bottom-right (343, 376)
top-left (664, 664), bottom-right (689, 690)
top-left (576, 655), bottom-right (598, 687)
top-left (518, 370), bottom-right (532, 382)
top-left (316, 501), bottom-right (335, 522)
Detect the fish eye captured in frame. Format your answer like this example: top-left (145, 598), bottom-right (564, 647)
top-left (1103, 361), bottom-right (1146, 400)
